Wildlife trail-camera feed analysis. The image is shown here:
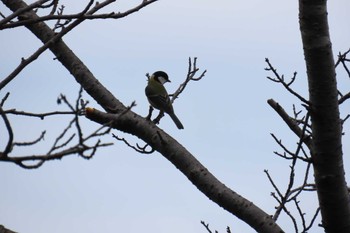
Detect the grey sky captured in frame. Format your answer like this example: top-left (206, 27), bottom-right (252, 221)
top-left (1, 0), bottom-right (349, 232)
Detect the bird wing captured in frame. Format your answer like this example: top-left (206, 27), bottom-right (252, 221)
top-left (145, 83), bottom-right (174, 114)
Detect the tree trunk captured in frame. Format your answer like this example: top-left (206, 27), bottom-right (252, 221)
top-left (299, 0), bottom-right (350, 232)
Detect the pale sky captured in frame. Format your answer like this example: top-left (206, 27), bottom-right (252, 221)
top-left (1, 0), bottom-right (350, 232)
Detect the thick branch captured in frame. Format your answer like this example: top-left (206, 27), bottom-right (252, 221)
top-left (2, 1), bottom-right (285, 232)
top-left (85, 108), bottom-right (284, 233)
top-left (267, 99), bottom-right (312, 149)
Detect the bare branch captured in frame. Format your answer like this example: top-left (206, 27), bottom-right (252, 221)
top-left (112, 134), bottom-right (154, 154)
top-left (1, 0), bottom-right (119, 90)
top-left (1, 92), bottom-right (10, 106)
top-left (48, 117), bottom-right (75, 154)
top-left (49, 0), bottom-right (59, 15)
top-left (335, 48), bottom-right (350, 77)
top-left (268, 99), bottom-right (312, 149)
top-left (4, 109), bottom-right (75, 119)
top-left (13, 131), bottom-right (46, 147)
top-left (265, 58), bottom-right (309, 105)
top-left (0, 0), bottom-right (50, 26)
top-left (267, 107), bottom-right (314, 229)
top-left (0, 14), bottom-right (85, 90)
top-left (171, 57), bottom-right (207, 103)
top-left (200, 221), bottom-right (217, 233)
top-left (288, 163), bottom-right (315, 200)
top-left (264, 170), bottom-right (284, 203)
top-left (337, 49), bottom-right (350, 104)
top-left (4, 141), bottom-right (112, 169)
top-left (339, 92), bottom-right (350, 105)
top-left (0, 87), bottom-right (112, 168)
top-left (0, 105), bottom-right (13, 157)
top-left (0, 0), bottom-right (159, 30)
top-left (305, 208), bottom-right (321, 232)
top-left (270, 134), bottom-right (311, 162)
top-left (0, 46), bottom-right (52, 90)
top-left (151, 57), bottom-right (206, 123)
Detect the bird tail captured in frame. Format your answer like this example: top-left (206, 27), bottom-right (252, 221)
top-left (169, 113), bottom-right (184, 129)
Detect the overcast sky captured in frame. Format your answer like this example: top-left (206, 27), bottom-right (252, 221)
top-left (1, 0), bottom-right (350, 232)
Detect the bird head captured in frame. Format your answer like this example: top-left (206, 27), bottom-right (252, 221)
top-left (152, 71), bottom-right (171, 84)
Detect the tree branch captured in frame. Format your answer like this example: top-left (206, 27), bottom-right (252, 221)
top-left (265, 58), bottom-right (309, 105)
top-left (2, 1), bottom-right (284, 232)
top-left (0, 0), bottom-right (159, 30)
top-left (0, 105), bottom-right (13, 157)
top-left (267, 99), bottom-right (312, 149)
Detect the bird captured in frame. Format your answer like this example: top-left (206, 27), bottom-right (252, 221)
top-left (145, 71), bottom-right (184, 129)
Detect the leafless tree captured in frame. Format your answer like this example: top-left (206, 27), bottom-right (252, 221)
top-left (1, 1), bottom-right (349, 233)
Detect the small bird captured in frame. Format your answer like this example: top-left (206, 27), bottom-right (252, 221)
top-left (145, 71), bottom-right (184, 129)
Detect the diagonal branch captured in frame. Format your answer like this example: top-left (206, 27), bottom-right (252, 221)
top-left (2, 1), bottom-right (284, 232)
top-left (0, 0), bottom-right (50, 26)
top-left (150, 57), bottom-right (206, 125)
top-left (171, 57), bottom-right (207, 103)
top-left (265, 58), bottom-right (309, 105)
top-left (267, 99), bottom-right (312, 149)
top-left (0, 0), bottom-right (95, 90)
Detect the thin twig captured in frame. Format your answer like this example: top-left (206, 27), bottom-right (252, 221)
top-left (112, 134), bottom-right (154, 154)
top-left (13, 131), bottom-right (46, 147)
top-left (0, 106), bottom-right (13, 156)
top-left (200, 221), bottom-right (215, 233)
top-left (153, 57), bottom-right (206, 123)
top-left (265, 58), bottom-right (309, 105)
top-left (4, 109), bottom-right (75, 119)
top-left (0, 0), bottom-right (159, 29)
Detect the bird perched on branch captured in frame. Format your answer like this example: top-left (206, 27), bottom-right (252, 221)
top-left (145, 71), bottom-right (184, 129)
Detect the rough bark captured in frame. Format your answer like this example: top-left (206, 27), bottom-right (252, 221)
top-left (0, 225), bottom-right (16, 233)
top-left (299, 0), bottom-right (350, 232)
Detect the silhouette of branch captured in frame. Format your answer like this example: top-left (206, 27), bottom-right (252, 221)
top-left (200, 221), bottom-right (217, 233)
top-left (0, 0), bottom-right (50, 26)
top-left (0, 88), bottom-right (112, 168)
top-left (267, 99), bottom-right (312, 149)
top-left (125, 58), bottom-right (206, 153)
top-left (0, 105), bottom-right (13, 157)
top-left (0, 224), bottom-right (17, 233)
top-left (0, 92), bottom-right (10, 106)
top-left (4, 109), bottom-right (76, 118)
top-left (265, 58), bottom-right (309, 105)
top-left (0, 0), bottom-right (158, 30)
top-left (266, 98), bottom-right (318, 231)
top-left (112, 134), bottom-right (154, 154)
top-left (337, 49), bottom-right (350, 104)
top-left (13, 131), bottom-right (46, 147)
top-left (0, 0), bottom-right (93, 90)
top-left (199, 221), bottom-right (231, 233)
top-left (306, 207), bottom-right (321, 232)
top-left (335, 48), bottom-right (350, 78)
top-left (107, 99), bottom-right (154, 154)
top-left (151, 57), bottom-right (206, 124)
top-left (171, 57), bottom-right (207, 102)
top-left (0, 0), bottom-right (157, 90)
top-left (271, 134), bottom-right (311, 162)
top-left (288, 163), bottom-right (315, 200)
